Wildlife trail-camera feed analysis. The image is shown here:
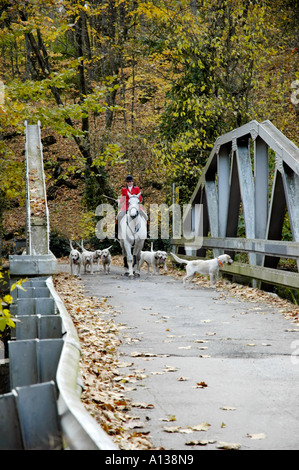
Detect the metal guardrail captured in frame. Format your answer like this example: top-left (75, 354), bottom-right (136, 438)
top-left (0, 275), bottom-right (118, 450)
top-left (1, 121), bottom-right (118, 450)
top-left (46, 277), bottom-right (118, 450)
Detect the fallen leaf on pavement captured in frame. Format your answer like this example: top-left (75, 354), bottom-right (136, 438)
top-left (247, 433), bottom-right (266, 440)
top-left (216, 441), bottom-right (241, 450)
top-left (190, 422), bottom-right (211, 431)
top-left (163, 426), bottom-right (193, 434)
top-left (163, 426), bottom-right (182, 433)
top-left (131, 402), bottom-right (155, 409)
top-left (195, 381), bottom-right (208, 388)
top-left (130, 352), bottom-right (157, 357)
top-left (161, 415), bottom-right (177, 422)
top-left (163, 366), bottom-right (179, 372)
top-left (163, 422), bottom-right (210, 433)
top-left (185, 439), bottom-right (216, 446)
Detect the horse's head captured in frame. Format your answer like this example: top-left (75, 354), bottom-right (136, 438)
top-left (128, 193), bottom-right (140, 219)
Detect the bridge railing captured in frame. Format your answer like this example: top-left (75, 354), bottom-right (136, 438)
top-left (0, 122), bottom-right (118, 450)
top-left (172, 236), bottom-right (299, 289)
top-left (172, 120), bottom-right (299, 290)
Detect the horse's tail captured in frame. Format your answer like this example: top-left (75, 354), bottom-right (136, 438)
top-left (171, 253), bottom-right (188, 265)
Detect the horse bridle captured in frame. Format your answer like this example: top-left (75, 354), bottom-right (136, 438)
top-left (126, 195), bottom-right (141, 241)
top-left (128, 194), bottom-right (140, 219)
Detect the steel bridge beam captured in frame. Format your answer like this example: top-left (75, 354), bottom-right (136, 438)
top-left (178, 120), bottom-right (299, 289)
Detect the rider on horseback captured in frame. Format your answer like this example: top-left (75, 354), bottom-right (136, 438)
top-left (120, 175), bottom-right (141, 210)
top-left (117, 175), bottom-right (147, 276)
top-left (118, 175), bottom-right (147, 222)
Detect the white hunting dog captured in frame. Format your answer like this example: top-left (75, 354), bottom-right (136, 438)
top-left (93, 249), bottom-right (102, 270)
top-left (156, 250), bottom-right (168, 272)
top-left (171, 253), bottom-right (233, 287)
top-left (81, 241), bottom-right (96, 274)
top-left (140, 250), bottom-right (159, 274)
top-left (140, 241), bottom-right (168, 274)
top-left (100, 245), bottom-right (113, 274)
top-left (69, 240), bottom-right (82, 276)
top-left (140, 249), bottom-right (168, 274)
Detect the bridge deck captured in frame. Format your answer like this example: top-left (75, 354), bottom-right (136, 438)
top-left (71, 263), bottom-right (299, 450)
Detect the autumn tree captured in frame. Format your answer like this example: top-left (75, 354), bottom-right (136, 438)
top-left (0, 0), bottom-right (135, 210)
top-left (0, 0), bottom-right (297, 237)
top-left (136, 0), bottom-right (298, 202)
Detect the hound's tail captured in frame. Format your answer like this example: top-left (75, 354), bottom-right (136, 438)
top-left (171, 253), bottom-right (188, 265)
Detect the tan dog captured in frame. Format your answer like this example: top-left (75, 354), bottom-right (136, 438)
top-left (171, 253), bottom-right (233, 287)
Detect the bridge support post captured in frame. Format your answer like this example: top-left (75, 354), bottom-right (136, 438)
top-left (9, 121), bottom-right (57, 278)
top-left (254, 137), bottom-right (269, 267)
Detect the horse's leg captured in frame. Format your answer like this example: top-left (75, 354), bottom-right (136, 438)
top-left (133, 241), bottom-right (144, 277)
top-left (119, 239), bottom-right (129, 275)
top-left (123, 240), bottom-right (134, 277)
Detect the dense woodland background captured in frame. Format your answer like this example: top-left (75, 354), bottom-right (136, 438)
top-left (0, 0), bottom-right (298, 257)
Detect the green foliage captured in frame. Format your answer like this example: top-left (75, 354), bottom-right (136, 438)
top-left (0, 0), bottom-right (297, 218)
top-left (0, 1), bottom-right (125, 211)
top-left (92, 143), bottom-right (126, 168)
top-left (5, 70), bottom-right (115, 138)
top-left (0, 275), bottom-right (27, 336)
top-left (0, 143), bottom-right (25, 203)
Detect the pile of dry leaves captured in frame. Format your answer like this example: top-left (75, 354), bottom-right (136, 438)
top-left (53, 272), bottom-right (156, 450)
top-left (217, 280), bottom-right (299, 322)
top-left (29, 169), bottom-right (47, 219)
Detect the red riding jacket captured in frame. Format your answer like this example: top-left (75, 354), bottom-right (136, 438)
top-left (120, 186), bottom-right (142, 211)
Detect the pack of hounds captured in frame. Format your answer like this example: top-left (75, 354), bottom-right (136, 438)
top-left (69, 241), bottom-right (167, 276)
top-left (69, 240), bottom-right (233, 288)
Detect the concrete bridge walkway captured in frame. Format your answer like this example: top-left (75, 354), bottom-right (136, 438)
top-left (79, 265), bottom-right (299, 451)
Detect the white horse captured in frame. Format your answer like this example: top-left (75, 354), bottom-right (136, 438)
top-left (118, 193), bottom-right (147, 277)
